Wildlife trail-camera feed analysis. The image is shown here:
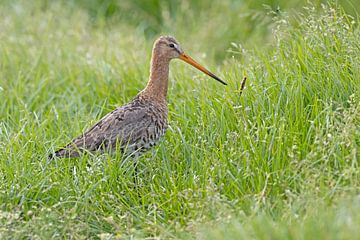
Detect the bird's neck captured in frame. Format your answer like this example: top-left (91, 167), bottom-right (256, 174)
top-left (142, 53), bottom-right (170, 102)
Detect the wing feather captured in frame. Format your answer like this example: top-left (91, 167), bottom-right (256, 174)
top-left (52, 104), bottom-right (154, 158)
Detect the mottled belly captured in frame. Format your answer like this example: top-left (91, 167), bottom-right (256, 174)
top-left (123, 124), bottom-right (168, 157)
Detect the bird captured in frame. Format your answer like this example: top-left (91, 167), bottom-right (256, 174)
top-left (50, 36), bottom-right (227, 159)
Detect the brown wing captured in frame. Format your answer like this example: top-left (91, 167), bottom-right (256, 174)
top-left (51, 103), bottom-right (155, 158)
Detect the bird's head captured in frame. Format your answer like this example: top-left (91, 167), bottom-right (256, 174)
top-left (154, 36), bottom-right (183, 59)
top-left (153, 36), bottom-right (227, 85)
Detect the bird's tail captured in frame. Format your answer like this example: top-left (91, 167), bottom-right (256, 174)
top-left (48, 145), bottom-right (81, 159)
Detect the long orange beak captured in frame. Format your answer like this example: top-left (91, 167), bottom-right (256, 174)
top-left (179, 53), bottom-right (227, 85)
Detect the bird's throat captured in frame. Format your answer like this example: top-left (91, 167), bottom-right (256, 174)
top-left (143, 54), bottom-right (170, 101)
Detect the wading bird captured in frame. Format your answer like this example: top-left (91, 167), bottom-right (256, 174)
top-left (50, 36), bottom-right (226, 159)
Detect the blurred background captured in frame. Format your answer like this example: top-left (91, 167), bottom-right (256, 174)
top-left (1, 0), bottom-right (358, 62)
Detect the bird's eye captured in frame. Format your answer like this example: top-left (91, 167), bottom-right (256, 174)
top-left (169, 43), bottom-right (175, 48)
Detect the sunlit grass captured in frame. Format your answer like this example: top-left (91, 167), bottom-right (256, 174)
top-left (0, 1), bottom-right (359, 239)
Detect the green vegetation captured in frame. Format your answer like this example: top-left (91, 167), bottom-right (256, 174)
top-left (0, 0), bottom-right (359, 239)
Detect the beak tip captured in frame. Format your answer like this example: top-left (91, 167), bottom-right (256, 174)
top-left (180, 53), bottom-right (227, 86)
top-left (216, 77), bottom-right (227, 85)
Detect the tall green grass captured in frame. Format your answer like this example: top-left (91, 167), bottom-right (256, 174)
top-left (0, 1), bottom-right (359, 239)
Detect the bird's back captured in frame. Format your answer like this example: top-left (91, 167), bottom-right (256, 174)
top-left (51, 94), bottom-right (168, 158)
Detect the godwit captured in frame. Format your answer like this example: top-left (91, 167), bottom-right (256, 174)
top-left (50, 36), bottom-right (226, 158)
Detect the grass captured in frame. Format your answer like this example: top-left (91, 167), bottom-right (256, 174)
top-left (0, 0), bottom-right (359, 239)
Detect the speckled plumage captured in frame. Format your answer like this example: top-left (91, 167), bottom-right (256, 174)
top-left (52, 94), bottom-right (167, 158)
top-left (51, 36), bottom-right (226, 158)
